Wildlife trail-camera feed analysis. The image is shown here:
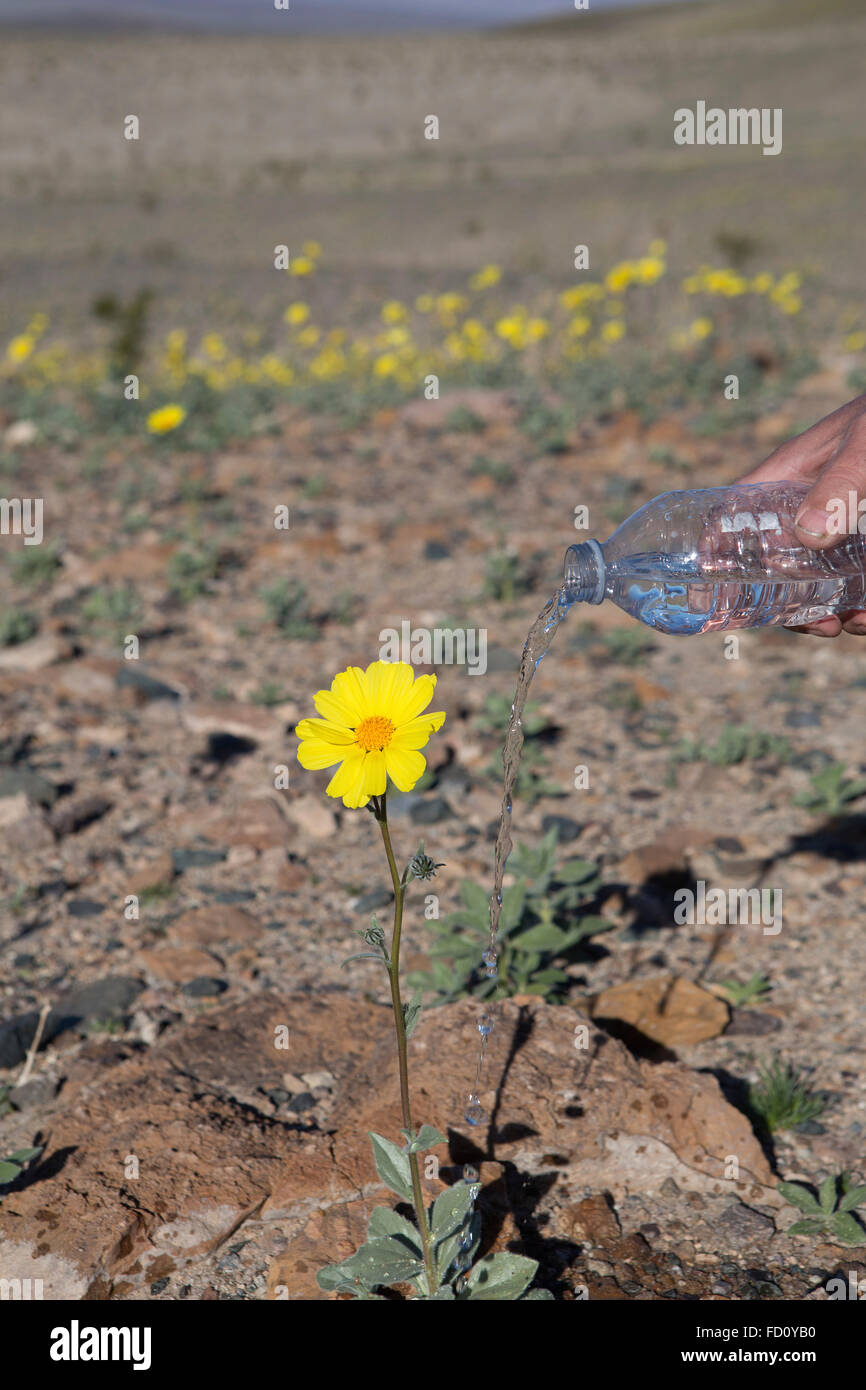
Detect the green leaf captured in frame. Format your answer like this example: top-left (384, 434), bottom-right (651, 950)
top-left (521, 1287), bottom-right (555, 1299)
top-left (437, 1210), bottom-right (481, 1281)
top-left (557, 858), bottom-right (598, 884)
top-left (499, 880), bottom-right (527, 933)
top-left (838, 1184), bottom-right (866, 1213)
top-left (819, 1175), bottom-right (837, 1214)
top-left (517, 920), bottom-right (567, 952)
top-left (459, 879), bottom-right (490, 923)
top-left (830, 1211), bottom-right (866, 1245)
top-left (406, 1124), bottom-right (446, 1155)
top-left (366, 1207), bottom-right (422, 1254)
top-left (461, 1252), bottom-right (538, 1301)
top-left (369, 1131), bottom-right (414, 1202)
top-left (786, 1218), bottom-right (827, 1236)
top-left (431, 1181), bottom-right (474, 1241)
top-left (564, 915), bottom-right (614, 944)
top-left (333, 1237), bottom-right (424, 1287)
top-left (402, 992), bottom-right (423, 1039)
top-left (341, 952), bottom-right (390, 968)
top-left (0, 1161), bottom-right (22, 1183)
top-left (6, 1147), bottom-right (41, 1164)
top-left (778, 1181), bottom-right (822, 1215)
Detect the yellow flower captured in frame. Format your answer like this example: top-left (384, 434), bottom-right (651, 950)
top-left (689, 316), bottom-right (714, 340)
top-left (285, 302), bottom-right (310, 326)
top-left (567, 315), bottom-right (591, 338)
top-left (845, 331), bottom-right (866, 352)
top-left (296, 661), bottom-right (446, 809)
top-left (6, 335), bottom-right (34, 364)
top-left (289, 255), bottom-right (315, 277)
top-left (648, 238), bottom-right (667, 258)
top-left (297, 326), bottom-right (321, 346)
top-left (601, 320), bottom-right (625, 343)
top-left (415, 294), bottom-right (434, 313)
top-left (147, 403), bottom-right (186, 434)
top-left (302, 240), bottom-right (322, 259)
top-left (381, 300), bottom-right (408, 324)
top-left (751, 272), bottom-right (774, 294)
top-left (469, 264), bottom-right (502, 291)
top-left (373, 351), bottom-right (399, 377)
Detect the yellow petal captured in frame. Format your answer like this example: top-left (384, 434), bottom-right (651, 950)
top-left (365, 660), bottom-right (414, 711)
top-left (296, 717), bottom-right (357, 745)
top-left (391, 672), bottom-right (437, 725)
top-left (391, 710), bottom-right (446, 750)
top-left (384, 745), bottom-right (426, 792)
top-left (326, 748), bottom-right (366, 802)
top-left (297, 739), bottom-right (349, 770)
top-left (362, 749), bottom-right (387, 798)
top-left (330, 666), bottom-right (371, 723)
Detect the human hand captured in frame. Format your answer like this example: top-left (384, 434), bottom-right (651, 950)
top-left (737, 392), bottom-right (866, 636)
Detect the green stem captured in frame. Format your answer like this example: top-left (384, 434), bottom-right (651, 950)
top-left (375, 792), bottom-right (439, 1298)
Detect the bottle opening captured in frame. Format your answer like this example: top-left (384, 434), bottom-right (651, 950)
top-left (563, 539), bottom-right (606, 605)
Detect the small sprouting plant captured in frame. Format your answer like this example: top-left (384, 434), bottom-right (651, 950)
top-left (600, 628), bottom-right (656, 667)
top-left (778, 1173), bottom-right (866, 1245)
top-left (250, 680), bottom-right (290, 707)
top-left (672, 724), bottom-right (791, 767)
top-left (719, 973), bottom-right (771, 1008)
top-left (446, 405), bottom-right (485, 434)
top-left (749, 1058), bottom-right (826, 1133)
top-left (409, 829), bottom-right (612, 1005)
top-left (0, 608), bottom-right (38, 647)
top-left (794, 762), bottom-right (866, 816)
top-left (11, 542), bottom-right (61, 587)
top-left (483, 547), bottom-right (533, 602)
top-left (81, 583), bottom-right (141, 636)
top-left (167, 543), bottom-right (221, 602)
top-left (261, 578), bottom-right (319, 639)
top-left (0, 1146), bottom-right (42, 1188)
top-left (296, 660), bottom-right (550, 1299)
top-left (477, 694), bottom-right (561, 804)
top-left (0, 1086), bottom-right (14, 1118)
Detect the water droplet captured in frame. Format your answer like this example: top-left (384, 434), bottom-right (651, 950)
top-left (462, 1163), bottom-right (479, 1184)
top-left (478, 1014), bottom-right (494, 1037)
top-left (464, 1095), bottom-right (488, 1127)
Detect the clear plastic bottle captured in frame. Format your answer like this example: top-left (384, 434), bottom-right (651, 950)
top-left (564, 480), bottom-right (866, 634)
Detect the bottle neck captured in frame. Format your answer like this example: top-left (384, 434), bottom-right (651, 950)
top-left (563, 539), bottom-right (606, 604)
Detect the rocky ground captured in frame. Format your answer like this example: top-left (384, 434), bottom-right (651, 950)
top-left (2, 366), bottom-right (866, 1300)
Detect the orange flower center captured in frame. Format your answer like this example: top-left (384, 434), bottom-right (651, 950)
top-left (355, 714), bottom-right (395, 752)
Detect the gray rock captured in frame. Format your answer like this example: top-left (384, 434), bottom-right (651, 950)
top-left (409, 797), bottom-right (454, 826)
top-left (540, 814), bottom-right (582, 843)
top-left (50, 795), bottom-right (111, 837)
top-left (0, 767), bottom-right (57, 807)
top-left (9, 1075), bottom-right (60, 1109)
top-left (718, 1201), bottom-right (775, 1242)
top-left (0, 976), bottom-right (145, 1068)
top-left (172, 847), bottom-right (227, 870)
top-left (67, 899), bottom-right (105, 918)
top-left (115, 667), bottom-right (180, 701)
top-left (181, 977), bottom-right (228, 997)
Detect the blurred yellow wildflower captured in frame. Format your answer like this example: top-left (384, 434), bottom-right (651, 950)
top-left (147, 403), bottom-right (186, 434)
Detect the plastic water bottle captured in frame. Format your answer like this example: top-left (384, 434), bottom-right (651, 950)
top-left (563, 480), bottom-right (866, 634)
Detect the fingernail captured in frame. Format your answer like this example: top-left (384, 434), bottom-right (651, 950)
top-left (795, 505), bottom-right (830, 537)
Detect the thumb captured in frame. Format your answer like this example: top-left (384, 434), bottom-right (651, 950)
top-left (793, 422), bottom-right (866, 548)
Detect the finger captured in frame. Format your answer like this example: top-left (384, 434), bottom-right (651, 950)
top-left (841, 610), bottom-right (866, 635)
top-left (738, 395), bottom-right (866, 486)
top-left (786, 616), bottom-right (843, 637)
top-left (793, 414), bottom-right (866, 548)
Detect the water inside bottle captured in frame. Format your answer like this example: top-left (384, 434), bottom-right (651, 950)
top-left (606, 551), bottom-right (866, 634)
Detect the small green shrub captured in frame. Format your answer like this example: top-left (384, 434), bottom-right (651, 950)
top-left (749, 1058), bottom-right (825, 1133)
top-left (409, 829), bottom-right (612, 1004)
top-left (778, 1173), bottom-right (866, 1245)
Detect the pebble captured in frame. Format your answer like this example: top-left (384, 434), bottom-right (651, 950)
top-left (181, 977), bottom-right (228, 997)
